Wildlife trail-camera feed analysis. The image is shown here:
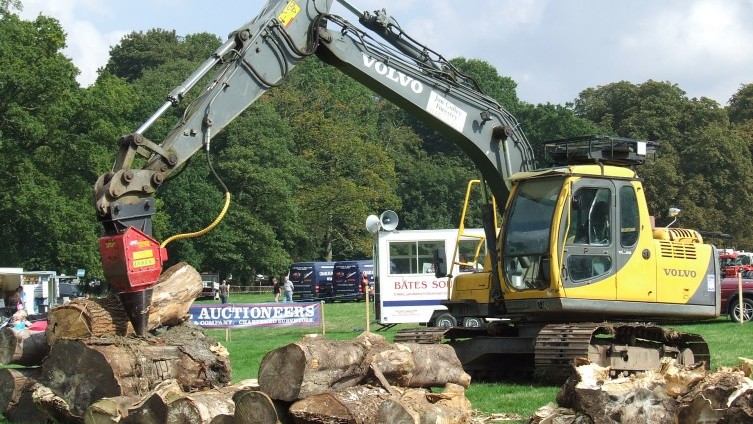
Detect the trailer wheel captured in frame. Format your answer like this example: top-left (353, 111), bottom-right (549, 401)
top-left (433, 312), bottom-right (457, 328)
top-left (461, 317), bottom-right (484, 327)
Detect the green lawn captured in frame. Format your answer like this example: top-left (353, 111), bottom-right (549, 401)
top-left (202, 294), bottom-right (753, 420)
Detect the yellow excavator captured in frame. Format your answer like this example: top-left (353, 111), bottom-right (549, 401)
top-left (398, 137), bottom-right (719, 381)
top-left (92, 0), bottom-right (719, 380)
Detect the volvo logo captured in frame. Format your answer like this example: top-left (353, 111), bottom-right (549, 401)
top-left (663, 268), bottom-right (697, 278)
top-left (362, 54), bottom-right (424, 94)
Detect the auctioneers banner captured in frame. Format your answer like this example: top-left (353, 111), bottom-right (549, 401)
top-left (188, 302), bottom-right (322, 328)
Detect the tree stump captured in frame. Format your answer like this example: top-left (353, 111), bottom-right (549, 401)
top-left (46, 262), bottom-right (202, 343)
top-left (38, 323), bottom-right (231, 421)
top-left (0, 368), bottom-right (46, 424)
top-left (258, 333), bottom-right (470, 402)
top-left (556, 361), bottom-right (675, 424)
top-left (677, 369), bottom-right (753, 424)
top-left (0, 327), bottom-right (49, 366)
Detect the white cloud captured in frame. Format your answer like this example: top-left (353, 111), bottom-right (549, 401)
top-left (19, 0), bottom-right (121, 86)
top-left (618, 0), bottom-right (753, 102)
top-left (13, 0), bottom-right (752, 105)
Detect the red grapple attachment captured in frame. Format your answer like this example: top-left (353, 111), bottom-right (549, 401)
top-left (99, 226), bottom-right (167, 336)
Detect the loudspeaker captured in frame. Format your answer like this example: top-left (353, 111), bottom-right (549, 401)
top-left (380, 210), bottom-right (399, 231)
top-left (365, 215), bottom-right (381, 234)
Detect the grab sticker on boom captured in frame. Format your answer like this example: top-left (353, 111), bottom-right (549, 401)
top-left (362, 53), bottom-right (423, 94)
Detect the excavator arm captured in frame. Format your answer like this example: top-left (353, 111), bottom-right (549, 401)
top-left (93, 0), bottom-right (535, 335)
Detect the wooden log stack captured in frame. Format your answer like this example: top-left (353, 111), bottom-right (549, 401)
top-left (0, 261), bottom-right (476, 423)
top-left (530, 357), bottom-right (753, 424)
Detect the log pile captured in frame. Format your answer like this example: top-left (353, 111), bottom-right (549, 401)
top-left (529, 357), bottom-right (753, 424)
top-left (0, 261), bottom-right (476, 424)
top-left (259, 332), bottom-right (474, 424)
top-left (0, 262), bottom-right (236, 424)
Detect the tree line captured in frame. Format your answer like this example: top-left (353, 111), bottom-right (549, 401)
top-left (1, 5), bottom-right (752, 286)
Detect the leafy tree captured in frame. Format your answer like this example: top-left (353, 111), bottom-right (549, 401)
top-left (573, 80), bottom-right (753, 247)
top-left (728, 83), bottom-right (753, 124)
top-left (0, 10), bottom-right (104, 275)
top-left (104, 30), bottom-right (221, 82)
top-left (270, 58), bottom-right (400, 260)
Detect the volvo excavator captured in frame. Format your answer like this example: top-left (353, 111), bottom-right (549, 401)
top-left (93, 0), bottom-right (720, 381)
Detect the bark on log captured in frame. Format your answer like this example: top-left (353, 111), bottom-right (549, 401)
top-left (259, 332), bottom-right (470, 402)
top-left (0, 327), bottom-right (49, 366)
top-left (38, 323), bottom-right (231, 421)
top-left (289, 385), bottom-right (390, 424)
top-left (0, 368), bottom-right (47, 424)
top-left (46, 262), bottom-right (202, 343)
top-left (83, 379), bottom-right (184, 424)
top-left (233, 389), bottom-right (290, 424)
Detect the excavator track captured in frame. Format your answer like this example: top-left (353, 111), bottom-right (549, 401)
top-left (395, 322), bottom-right (711, 384)
top-left (535, 322), bottom-right (710, 383)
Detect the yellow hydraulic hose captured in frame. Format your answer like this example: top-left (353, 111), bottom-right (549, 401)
top-left (160, 191), bottom-right (231, 249)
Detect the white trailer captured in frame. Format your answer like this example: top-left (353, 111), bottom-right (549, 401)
top-left (375, 228), bottom-right (487, 326)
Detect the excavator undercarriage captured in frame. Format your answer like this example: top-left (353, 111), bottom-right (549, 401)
top-left (394, 322), bottom-right (710, 383)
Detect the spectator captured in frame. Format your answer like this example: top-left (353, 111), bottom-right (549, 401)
top-left (14, 287), bottom-right (25, 312)
top-left (219, 280), bottom-right (229, 304)
top-left (272, 277), bottom-right (281, 303)
top-left (362, 272), bottom-right (374, 302)
top-left (8, 310), bottom-right (31, 331)
top-left (282, 275), bottom-right (294, 303)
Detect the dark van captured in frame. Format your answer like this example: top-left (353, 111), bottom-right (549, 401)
top-left (332, 260), bottom-right (373, 302)
top-left (288, 262), bottom-right (335, 302)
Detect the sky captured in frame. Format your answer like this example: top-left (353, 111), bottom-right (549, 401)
top-left (16, 0), bottom-right (753, 106)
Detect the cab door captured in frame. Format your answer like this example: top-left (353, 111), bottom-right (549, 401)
top-left (614, 182), bottom-right (656, 302)
top-left (560, 179), bottom-right (617, 300)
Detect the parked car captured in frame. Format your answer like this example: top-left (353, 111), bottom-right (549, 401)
top-left (720, 271), bottom-right (753, 322)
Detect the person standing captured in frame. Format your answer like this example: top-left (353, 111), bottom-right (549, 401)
top-left (15, 287), bottom-right (26, 312)
top-left (219, 280), bottom-right (229, 304)
top-left (282, 275), bottom-right (294, 303)
top-left (272, 277), bottom-right (281, 303)
top-left (362, 272), bottom-right (374, 302)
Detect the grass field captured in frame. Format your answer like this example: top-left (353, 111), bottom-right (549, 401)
top-left (202, 293), bottom-right (753, 421)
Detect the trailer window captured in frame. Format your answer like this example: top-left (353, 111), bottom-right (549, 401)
top-left (389, 241), bottom-right (445, 274)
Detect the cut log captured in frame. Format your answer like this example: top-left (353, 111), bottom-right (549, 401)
top-left (46, 262), bottom-right (202, 343)
top-left (233, 389), bottom-right (289, 424)
top-left (0, 368), bottom-right (47, 424)
top-left (164, 380), bottom-right (260, 424)
top-left (84, 395), bottom-right (140, 424)
top-left (38, 323), bottom-right (231, 421)
top-left (0, 327), bottom-right (49, 366)
top-left (289, 385), bottom-right (390, 424)
top-left (376, 384), bottom-right (473, 424)
top-left (258, 332), bottom-right (470, 402)
top-left (33, 385), bottom-right (76, 424)
top-left (370, 343), bottom-right (471, 389)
